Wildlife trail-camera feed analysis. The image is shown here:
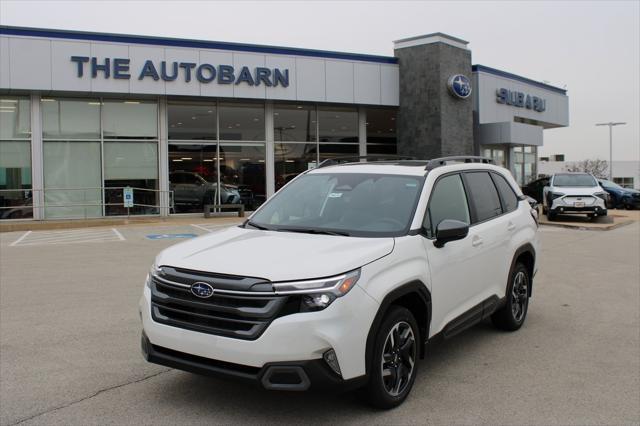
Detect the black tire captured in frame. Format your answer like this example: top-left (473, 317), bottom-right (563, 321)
top-left (546, 210), bottom-right (556, 221)
top-left (491, 262), bottom-right (530, 331)
top-left (363, 306), bottom-right (419, 409)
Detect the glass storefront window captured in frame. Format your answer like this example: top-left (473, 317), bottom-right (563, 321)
top-left (274, 103), bottom-right (316, 142)
top-left (43, 141), bottom-right (102, 219)
top-left (0, 96), bottom-right (32, 220)
top-left (168, 103), bottom-right (216, 140)
top-left (42, 98), bottom-right (101, 139)
top-left (104, 142), bottom-right (158, 216)
top-left (511, 145), bottom-right (537, 186)
top-left (0, 97), bottom-right (31, 139)
top-left (482, 147), bottom-right (506, 168)
top-left (103, 100), bottom-right (158, 139)
top-left (367, 144), bottom-right (397, 155)
top-left (219, 144), bottom-right (266, 209)
top-left (168, 144), bottom-right (220, 213)
top-left (219, 102), bottom-right (265, 141)
top-left (318, 106), bottom-right (357, 142)
top-left (0, 141), bottom-right (32, 219)
top-left (319, 143), bottom-right (359, 161)
top-left (366, 108), bottom-right (397, 143)
top-left (274, 143), bottom-right (317, 191)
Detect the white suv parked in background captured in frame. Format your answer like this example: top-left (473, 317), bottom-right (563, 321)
top-left (542, 172), bottom-right (608, 221)
top-left (140, 156), bottom-right (539, 408)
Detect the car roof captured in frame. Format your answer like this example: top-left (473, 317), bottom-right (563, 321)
top-left (306, 161), bottom-right (508, 177)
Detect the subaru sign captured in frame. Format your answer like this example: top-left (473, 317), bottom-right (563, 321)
top-left (447, 74), bottom-right (472, 99)
top-left (496, 88), bottom-right (546, 112)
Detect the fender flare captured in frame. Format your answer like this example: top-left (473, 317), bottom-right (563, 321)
top-left (364, 281), bottom-right (431, 376)
top-left (509, 243), bottom-right (536, 295)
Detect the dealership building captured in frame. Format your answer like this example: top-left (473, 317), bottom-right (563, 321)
top-left (0, 26), bottom-right (569, 220)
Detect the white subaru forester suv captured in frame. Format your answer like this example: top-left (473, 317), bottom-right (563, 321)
top-left (140, 156), bottom-right (539, 408)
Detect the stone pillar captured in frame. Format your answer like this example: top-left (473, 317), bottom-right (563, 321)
top-left (394, 33), bottom-right (474, 159)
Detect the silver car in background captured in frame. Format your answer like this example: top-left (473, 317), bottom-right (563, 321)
top-left (542, 172), bottom-right (608, 220)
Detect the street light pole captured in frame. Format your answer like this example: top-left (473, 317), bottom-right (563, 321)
top-left (595, 122), bottom-right (626, 180)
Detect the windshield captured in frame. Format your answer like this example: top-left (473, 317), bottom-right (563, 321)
top-left (553, 174), bottom-right (597, 187)
top-left (249, 173), bottom-right (424, 237)
top-left (599, 179), bottom-right (623, 189)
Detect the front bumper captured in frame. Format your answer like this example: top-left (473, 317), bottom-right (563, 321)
top-left (139, 283), bottom-right (379, 384)
top-left (550, 196), bottom-right (607, 215)
top-left (141, 332), bottom-right (367, 391)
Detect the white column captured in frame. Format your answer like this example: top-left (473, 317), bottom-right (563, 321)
top-left (30, 93), bottom-right (44, 220)
top-left (358, 106), bottom-right (367, 157)
top-left (265, 101), bottom-right (275, 198)
top-left (158, 97), bottom-right (170, 216)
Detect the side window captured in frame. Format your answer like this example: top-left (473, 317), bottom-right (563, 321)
top-left (424, 174), bottom-right (470, 238)
top-left (464, 172), bottom-right (503, 222)
top-left (491, 172), bottom-right (519, 213)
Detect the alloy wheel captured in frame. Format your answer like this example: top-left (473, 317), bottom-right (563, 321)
top-left (511, 271), bottom-right (528, 322)
top-left (381, 321), bottom-right (416, 397)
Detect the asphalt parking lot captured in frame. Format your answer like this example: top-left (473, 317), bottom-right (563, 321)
top-left (1, 220), bottom-right (639, 425)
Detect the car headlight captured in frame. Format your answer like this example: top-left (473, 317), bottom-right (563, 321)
top-left (594, 192), bottom-right (608, 202)
top-left (550, 192), bottom-right (565, 200)
top-left (273, 269), bottom-right (361, 312)
top-left (146, 261), bottom-right (162, 288)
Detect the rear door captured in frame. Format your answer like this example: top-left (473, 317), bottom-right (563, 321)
top-left (461, 171), bottom-right (511, 301)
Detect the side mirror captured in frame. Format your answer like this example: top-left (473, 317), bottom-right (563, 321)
top-left (434, 219), bottom-right (469, 248)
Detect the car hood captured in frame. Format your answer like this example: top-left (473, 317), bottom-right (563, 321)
top-left (155, 225), bottom-right (395, 282)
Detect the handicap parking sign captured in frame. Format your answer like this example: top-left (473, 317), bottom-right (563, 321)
top-left (146, 233), bottom-right (197, 240)
top-left (123, 187), bottom-right (134, 208)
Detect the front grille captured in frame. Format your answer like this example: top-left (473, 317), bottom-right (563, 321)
top-left (563, 196), bottom-right (595, 205)
top-left (150, 269), bottom-right (298, 340)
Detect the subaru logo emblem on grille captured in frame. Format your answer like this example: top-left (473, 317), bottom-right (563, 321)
top-left (191, 282), bottom-right (214, 298)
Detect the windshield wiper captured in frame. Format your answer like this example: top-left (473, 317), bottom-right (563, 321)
top-left (245, 220), bottom-right (271, 231)
top-left (276, 227), bottom-right (351, 236)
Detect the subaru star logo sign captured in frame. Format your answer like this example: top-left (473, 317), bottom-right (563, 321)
top-left (447, 74), bottom-right (472, 99)
top-left (191, 282), bottom-right (214, 298)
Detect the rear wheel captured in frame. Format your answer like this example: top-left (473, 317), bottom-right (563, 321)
top-left (363, 306), bottom-right (419, 409)
top-left (492, 262), bottom-right (530, 331)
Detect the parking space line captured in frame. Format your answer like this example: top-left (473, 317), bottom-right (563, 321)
top-left (10, 231), bottom-right (32, 247)
top-left (190, 223), bottom-right (213, 233)
top-left (9, 228), bottom-right (123, 246)
top-left (17, 236), bottom-right (122, 246)
top-left (16, 230), bottom-right (116, 242)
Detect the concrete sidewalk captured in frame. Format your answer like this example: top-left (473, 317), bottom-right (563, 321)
top-left (539, 208), bottom-right (638, 230)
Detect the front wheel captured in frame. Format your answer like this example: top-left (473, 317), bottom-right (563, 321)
top-left (492, 262), bottom-right (530, 331)
top-left (363, 306), bottom-right (419, 409)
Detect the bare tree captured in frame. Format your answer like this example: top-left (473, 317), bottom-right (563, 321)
top-left (564, 159), bottom-right (609, 178)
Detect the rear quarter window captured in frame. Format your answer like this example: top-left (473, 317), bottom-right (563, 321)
top-left (491, 172), bottom-right (519, 213)
top-left (464, 172), bottom-right (503, 223)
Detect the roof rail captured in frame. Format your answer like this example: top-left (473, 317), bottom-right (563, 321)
top-left (424, 156), bottom-right (494, 171)
top-left (317, 154), bottom-right (418, 168)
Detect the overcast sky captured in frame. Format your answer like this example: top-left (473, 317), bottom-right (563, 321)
top-left (1, 0), bottom-right (638, 162)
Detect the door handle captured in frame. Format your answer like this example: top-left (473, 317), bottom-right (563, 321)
top-left (471, 236), bottom-right (483, 247)
top-left (507, 222), bottom-right (516, 231)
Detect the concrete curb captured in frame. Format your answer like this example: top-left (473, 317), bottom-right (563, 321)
top-left (540, 219), bottom-right (635, 231)
top-left (0, 215), bottom-right (244, 233)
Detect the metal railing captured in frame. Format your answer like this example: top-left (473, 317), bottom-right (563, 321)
top-left (0, 187), bottom-right (174, 220)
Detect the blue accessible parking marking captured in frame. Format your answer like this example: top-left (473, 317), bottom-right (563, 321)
top-left (146, 233), bottom-right (198, 240)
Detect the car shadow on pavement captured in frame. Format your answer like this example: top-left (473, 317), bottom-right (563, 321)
top-left (149, 320), bottom-right (502, 421)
